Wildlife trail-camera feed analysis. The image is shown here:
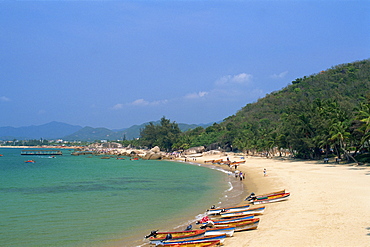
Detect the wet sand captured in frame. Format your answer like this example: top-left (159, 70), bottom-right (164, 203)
top-left (180, 153), bottom-right (370, 247)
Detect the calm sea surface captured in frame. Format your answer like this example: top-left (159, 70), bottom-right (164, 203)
top-left (0, 148), bottom-right (247, 247)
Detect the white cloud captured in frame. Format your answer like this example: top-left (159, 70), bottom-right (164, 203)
top-left (184, 91), bottom-right (209, 99)
top-left (0, 96), bottom-right (10, 102)
top-left (271, 71), bottom-right (288, 79)
top-left (216, 73), bottom-right (253, 86)
top-left (112, 103), bottom-right (123, 110)
top-left (130, 98), bottom-right (168, 106)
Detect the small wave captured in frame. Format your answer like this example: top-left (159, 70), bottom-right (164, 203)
top-left (226, 181), bottom-right (233, 192)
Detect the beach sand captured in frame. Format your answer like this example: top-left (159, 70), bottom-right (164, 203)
top-left (180, 153), bottom-right (370, 247)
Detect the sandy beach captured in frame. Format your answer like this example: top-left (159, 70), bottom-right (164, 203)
top-left (180, 153), bottom-right (370, 247)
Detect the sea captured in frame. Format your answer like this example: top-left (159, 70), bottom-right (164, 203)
top-left (0, 148), bottom-right (248, 247)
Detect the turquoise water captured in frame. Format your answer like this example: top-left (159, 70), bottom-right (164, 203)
top-left (0, 148), bottom-right (244, 247)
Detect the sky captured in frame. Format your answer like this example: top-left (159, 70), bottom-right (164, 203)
top-left (0, 1), bottom-right (369, 129)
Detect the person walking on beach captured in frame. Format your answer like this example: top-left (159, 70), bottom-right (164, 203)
top-left (263, 168), bottom-right (267, 177)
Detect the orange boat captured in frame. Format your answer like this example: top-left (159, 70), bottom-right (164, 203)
top-left (146, 229), bottom-right (206, 245)
top-left (157, 240), bottom-right (221, 246)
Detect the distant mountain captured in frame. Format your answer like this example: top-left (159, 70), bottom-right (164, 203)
top-left (63, 121), bottom-right (215, 141)
top-left (0, 120), bottom-right (217, 142)
top-left (62, 126), bottom-right (117, 141)
top-left (0, 121), bottom-right (82, 140)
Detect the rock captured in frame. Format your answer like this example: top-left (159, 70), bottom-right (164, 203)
top-left (143, 152), bottom-right (162, 160)
top-left (150, 146), bottom-right (161, 153)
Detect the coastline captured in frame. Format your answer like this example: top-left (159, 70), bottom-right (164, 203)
top-left (177, 153), bottom-right (370, 247)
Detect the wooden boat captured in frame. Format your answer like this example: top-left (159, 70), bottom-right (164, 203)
top-left (206, 204), bottom-right (250, 215)
top-left (159, 234), bottom-right (226, 245)
top-left (213, 218), bottom-right (260, 231)
top-left (209, 215), bottom-right (254, 225)
top-left (230, 161), bottom-right (245, 165)
top-left (204, 226), bottom-right (235, 237)
top-left (251, 192), bottom-right (290, 205)
top-left (146, 229), bottom-right (206, 245)
top-left (219, 206), bottom-right (265, 218)
top-left (245, 189), bottom-right (286, 201)
top-left (211, 159), bottom-right (223, 164)
top-left (157, 240), bottom-right (221, 246)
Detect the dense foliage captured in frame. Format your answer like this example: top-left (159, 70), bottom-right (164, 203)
top-left (136, 59), bottom-right (370, 162)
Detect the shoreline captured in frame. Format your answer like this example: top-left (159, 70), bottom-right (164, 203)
top-left (177, 153), bottom-right (370, 246)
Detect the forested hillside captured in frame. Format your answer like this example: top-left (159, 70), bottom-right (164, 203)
top-left (138, 59), bottom-right (370, 162)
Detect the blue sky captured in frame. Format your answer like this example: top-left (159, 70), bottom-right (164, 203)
top-left (1, 1), bottom-right (369, 129)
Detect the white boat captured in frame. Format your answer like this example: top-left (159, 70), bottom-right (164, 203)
top-left (204, 226), bottom-right (235, 237)
top-left (206, 204), bottom-right (251, 215)
top-left (251, 193), bottom-right (290, 205)
top-left (219, 206), bottom-right (265, 218)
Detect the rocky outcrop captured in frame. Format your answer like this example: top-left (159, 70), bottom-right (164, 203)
top-left (184, 146), bottom-right (205, 154)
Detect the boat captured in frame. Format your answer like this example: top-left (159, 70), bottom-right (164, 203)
top-left (251, 192), bottom-right (290, 204)
top-left (211, 215), bottom-right (255, 224)
top-left (210, 159), bottom-right (223, 164)
top-left (213, 218), bottom-right (260, 231)
top-left (145, 229), bottom-right (206, 245)
top-left (204, 226), bottom-right (235, 237)
top-left (25, 160), bottom-right (35, 163)
top-left (206, 204), bottom-right (251, 215)
top-left (230, 161), bottom-right (245, 165)
top-left (159, 233), bottom-right (226, 245)
top-left (219, 206), bottom-right (265, 218)
top-left (245, 189), bottom-right (286, 201)
top-left (230, 218), bottom-right (260, 231)
top-left (156, 240), bottom-right (221, 246)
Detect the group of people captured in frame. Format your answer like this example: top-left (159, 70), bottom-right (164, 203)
top-left (234, 170), bottom-right (244, 180)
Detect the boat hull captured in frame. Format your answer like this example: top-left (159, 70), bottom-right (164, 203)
top-left (159, 234), bottom-right (226, 245)
top-left (148, 230), bottom-right (206, 245)
top-left (157, 239), bottom-right (221, 246)
top-left (204, 226), bottom-right (235, 237)
top-left (219, 206), bottom-right (265, 218)
top-left (252, 193), bottom-right (290, 205)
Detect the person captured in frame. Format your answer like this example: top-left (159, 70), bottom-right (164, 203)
top-left (263, 168), bottom-right (267, 176)
top-left (239, 171), bottom-right (243, 180)
top-left (245, 192), bottom-right (257, 201)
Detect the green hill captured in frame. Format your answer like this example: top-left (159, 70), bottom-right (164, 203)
top-left (173, 59), bottom-right (370, 161)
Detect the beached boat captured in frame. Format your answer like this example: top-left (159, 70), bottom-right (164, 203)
top-left (207, 215), bottom-right (254, 225)
top-left (146, 229), bottom-right (206, 245)
top-left (245, 189), bottom-right (286, 201)
top-left (230, 161), bottom-right (245, 165)
top-left (206, 203), bottom-right (251, 215)
top-left (204, 226), bottom-right (235, 237)
top-left (251, 192), bottom-right (290, 205)
top-left (159, 233), bottom-right (226, 245)
top-left (210, 159), bottom-right (223, 164)
top-left (219, 206), bottom-right (265, 218)
top-left (213, 218), bottom-right (260, 231)
top-left (156, 240), bottom-right (221, 246)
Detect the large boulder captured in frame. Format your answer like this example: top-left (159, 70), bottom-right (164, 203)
top-left (143, 151), bottom-right (162, 160)
top-left (150, 146), bottom-right (161, 153)
top-left (184, 146), bottom-right (205, 154)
